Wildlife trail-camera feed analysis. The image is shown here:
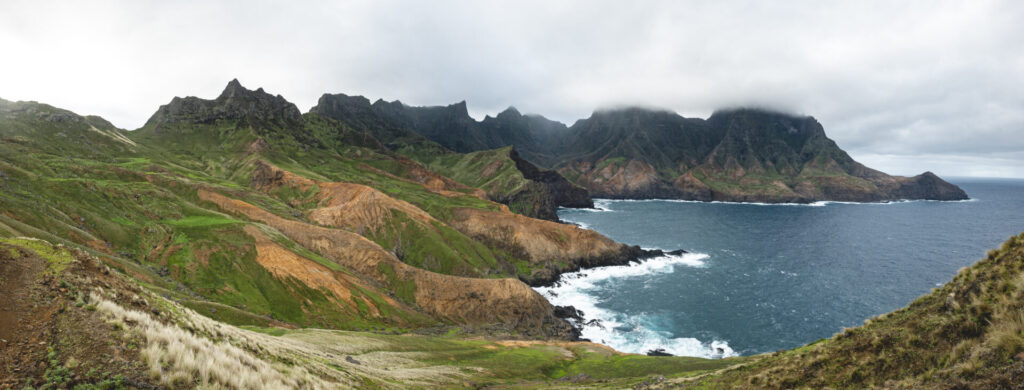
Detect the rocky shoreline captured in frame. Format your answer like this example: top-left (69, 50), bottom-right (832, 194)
top-left (521, 245), bottom-right (687, 288)
top-left (526, 244), bottom-right (689, 342)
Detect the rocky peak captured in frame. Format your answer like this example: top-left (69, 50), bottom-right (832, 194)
top-left (497, 106), bottom-right (521, 119)
top-left (448, 101), bottom-right (469, 117)
top-left (220, 78), bottom-right (248, 98)
top-left (708, 108), bottom-right (824, 137)
top-left (144, 79), bottom-right (302, 129)
top-left (310, 93), bottom-right (374, 118)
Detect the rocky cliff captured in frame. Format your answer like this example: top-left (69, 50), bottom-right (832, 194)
top-left (364, 99), bottom-right (967, 203)
top-left (312, 94), bottom-right (593, 219)
top-left (145, 79), bottom-right (302, 129)
top-left (557, 108), bottom-right (967, 202)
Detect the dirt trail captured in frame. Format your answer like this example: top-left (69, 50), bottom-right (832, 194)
top-left (0, 243), bottom-right (46, 370)
top-left (0, 241), bottom-right (154, 387)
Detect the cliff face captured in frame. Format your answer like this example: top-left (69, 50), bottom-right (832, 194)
top-left (414, 146), bottom-right (592, 220)
top-left (339, 97), bottom-right (966, 203)
top-left (556, 108), bottom-right (968, 202)
top-left (313, 94), bottom-right (593, 219)
top-left (509, 148), bottom-right (592, 209)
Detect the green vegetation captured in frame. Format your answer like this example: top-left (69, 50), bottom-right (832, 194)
top-left (273, 328), bottom-right (746, 387)
top-left (0, 100), bottom-right (440, 332)
top-left (0, 237), bottom-right (74, 275)
top-left (0, 84), bottom-right (994, 388)
top-left (416, 146), bottom-right (556, 219)
top-left (161, 215), bottom-right (242, 228)
top-left (377, 262), bottom-right (417, 303)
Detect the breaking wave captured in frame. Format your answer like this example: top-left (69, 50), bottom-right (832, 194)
top-left (534, 253), bottom-right (736, 358)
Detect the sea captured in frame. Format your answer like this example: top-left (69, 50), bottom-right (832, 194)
top-left (535, 178), bottom-right (1024, 358)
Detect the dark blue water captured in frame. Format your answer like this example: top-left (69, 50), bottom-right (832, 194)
top-left (536, 178), bottom-right (1024, 357)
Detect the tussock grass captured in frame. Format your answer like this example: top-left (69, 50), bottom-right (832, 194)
top-left (95, 296), bottom-right (327, 389)
top-left (92, 290), bottom-right (469, 389)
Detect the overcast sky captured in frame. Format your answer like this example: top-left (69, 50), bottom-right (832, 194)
top-left (2, 1), bottom-right (1022, 177)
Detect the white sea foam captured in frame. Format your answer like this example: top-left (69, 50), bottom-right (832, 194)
top-left (572, 221), bottom-right (591, 230)
top-left (587, 198), bottom-right (976, 208)
top-left (535, 253), bottom-right (736, 358)
top-left (571, 198), bottom-right (614, 212)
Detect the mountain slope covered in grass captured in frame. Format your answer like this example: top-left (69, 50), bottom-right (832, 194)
top-left (0, 80), bottom-right (1013, 389)
top-left (0, 222), bottom-right (746, 388)
top-left (1, 80), bottom-right (666, 340)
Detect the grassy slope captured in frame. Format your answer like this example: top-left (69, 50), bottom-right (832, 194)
top-left (1, 109), bottom-right (436, 331)
top-left (251, 131), bottom-right (564, 281)
top-left (2, 100), bottom-right (565, 334)
top-left (682, 232), bottom-right (1024, 389)
top-left (1, 237), bottom-right (745, 389)
top-left (415, 146), bottom-right (554, 219)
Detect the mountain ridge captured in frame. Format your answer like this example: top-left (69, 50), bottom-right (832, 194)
top-left (326, 95), bottom-right (967, 203)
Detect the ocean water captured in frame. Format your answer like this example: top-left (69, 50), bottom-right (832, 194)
top-left (536, 178), bottom-right (1024, 358)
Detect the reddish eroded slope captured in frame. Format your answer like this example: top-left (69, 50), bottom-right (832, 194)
top-left (244, 225), bottom-right (417, 321)
top-left (448, 207), bottom-right (640, 284)
top-left (251, 161), bottom-right (643, 285)
top-left (251, 161), bottom-right (436, 232)
top-left (198, 189), bottom-right (572, 336)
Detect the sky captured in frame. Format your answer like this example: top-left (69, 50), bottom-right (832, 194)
top-left (1, 1), bottom-right (1022, 178)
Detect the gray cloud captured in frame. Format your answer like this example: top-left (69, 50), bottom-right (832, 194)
top-left (1, 0), bottom-right (1022, 177)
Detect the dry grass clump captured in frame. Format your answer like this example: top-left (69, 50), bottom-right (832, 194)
top-left (91, 288), bottom-right (468, 389)
top-left (93, 295), bottom-right (331, 389)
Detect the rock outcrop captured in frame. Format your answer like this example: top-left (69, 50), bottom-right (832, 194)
top-left (509, 148), bottom-right (593, 209)
top-left (145, 79), bottom-right (302, 129)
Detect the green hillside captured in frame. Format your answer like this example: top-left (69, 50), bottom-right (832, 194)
top-left (0, 80), bottom-right (647, 339)
top-left (0, 81), bottom-right (1017, 389)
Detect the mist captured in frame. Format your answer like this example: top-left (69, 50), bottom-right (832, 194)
top-left (1, 0), bottom-right (1022, 177)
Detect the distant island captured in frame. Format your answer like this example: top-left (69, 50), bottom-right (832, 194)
top-left (314, 94), bottom-right (968, 204)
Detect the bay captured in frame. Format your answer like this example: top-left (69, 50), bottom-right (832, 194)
top-left (536, 178), bottom-right (1024, 357)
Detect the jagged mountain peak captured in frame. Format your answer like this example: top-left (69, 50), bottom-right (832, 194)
top-left (497, 106), bottom-right (521, 118)
top-left (311, 93), bottom-right (374, 116)
top-left (143, 79), bottom-right (302, 129)
top-left (316, 92), bottom-right (372, 107)
top-left (448, 100), bottom-right (469, 116)
top-left (220, 78), bottom-right (246, 97)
